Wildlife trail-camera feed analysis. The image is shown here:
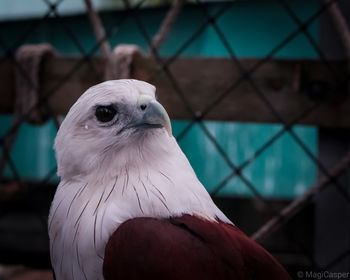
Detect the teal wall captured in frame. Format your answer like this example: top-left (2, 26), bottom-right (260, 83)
top-left (0, 0), bottom-right (319, 198)
top-left (0, 117), bottom-right (58, 181)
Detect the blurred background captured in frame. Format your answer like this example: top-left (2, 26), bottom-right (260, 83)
top-left (0, 0), bottom-right (349, 279)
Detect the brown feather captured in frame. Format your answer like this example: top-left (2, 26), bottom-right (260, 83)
top-left (103, 215), bottom-right (291, 280)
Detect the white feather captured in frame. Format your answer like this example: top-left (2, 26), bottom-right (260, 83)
top-left (48, 79), bottom-right (231, 280)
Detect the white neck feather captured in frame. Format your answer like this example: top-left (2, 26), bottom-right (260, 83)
top-left (48, 135), bottom-right (230, 280)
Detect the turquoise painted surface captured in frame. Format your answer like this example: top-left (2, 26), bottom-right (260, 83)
top-left (0, 1), bottom-right (319, 58)
top-left (0, 116), bottom-right (57, 181)
top-left (173, 122), bottom-right (317, 198)
top-left (0, 0), bottom-right (319, 197)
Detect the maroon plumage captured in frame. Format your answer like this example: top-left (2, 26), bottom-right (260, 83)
top-left (103, 214), bottom-right (291, 280)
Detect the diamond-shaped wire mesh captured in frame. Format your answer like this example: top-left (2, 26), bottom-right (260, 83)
top-left (0, 0), bottom-right (349, 278)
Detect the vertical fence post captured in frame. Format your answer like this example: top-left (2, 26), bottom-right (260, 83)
top-left (316, 128), bottom-right (350, 272)
top-left (316, 1), bottom-right (350, 272)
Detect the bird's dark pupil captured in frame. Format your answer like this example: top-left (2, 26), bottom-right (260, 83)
top-left (95, 106), bottom-right (116, 122)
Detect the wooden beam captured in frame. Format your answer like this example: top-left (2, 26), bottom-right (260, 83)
top-left (1, 55), bottom-right (349, 128)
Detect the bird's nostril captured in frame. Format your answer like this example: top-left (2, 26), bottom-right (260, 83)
top-left (140, 104), bottom-right (147, 111)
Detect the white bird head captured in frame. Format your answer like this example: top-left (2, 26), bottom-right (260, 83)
top-left (54, 79), bottom-right (172, 180)
top-left (49, 79), bottom-right (230, 280)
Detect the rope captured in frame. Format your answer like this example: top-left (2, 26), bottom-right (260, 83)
top-left (84, 0), bottom-right (143, 80)
top-left (0, 44), bottom-right (55, 178)
top-left (324, 0), bottom-right (350, 59)
top-left (15, 44), bottom-right (55, 124)
top-left (84, 0), bottom-right (111, 58)
top-left (105, 44), bottom-right (144, 80)
top-left (150, 0), bottom-right (186, 55)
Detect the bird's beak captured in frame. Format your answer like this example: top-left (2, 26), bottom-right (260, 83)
top-left (137, 95), bottom-right (172, 137)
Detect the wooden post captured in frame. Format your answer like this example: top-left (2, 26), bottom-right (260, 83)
top-left (315, 129), bottom-right (350, 272)
top-left (315, 1), bottom-right (350, 272)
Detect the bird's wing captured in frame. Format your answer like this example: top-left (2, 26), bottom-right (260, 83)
top-left (103, 214), bottom-right (291, 280)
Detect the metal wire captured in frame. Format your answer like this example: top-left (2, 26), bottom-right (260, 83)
top-left (0, 0), bottom-right (348, 274)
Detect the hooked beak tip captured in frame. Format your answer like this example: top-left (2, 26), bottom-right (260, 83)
top-left (138, 95), bottom-right (172, 137)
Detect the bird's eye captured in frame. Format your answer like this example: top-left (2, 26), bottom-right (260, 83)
top-left (95, 106), bottom-right (117, 123)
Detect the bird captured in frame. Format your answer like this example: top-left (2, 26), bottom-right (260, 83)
top-left (48, 79), bottom-right (291, 280)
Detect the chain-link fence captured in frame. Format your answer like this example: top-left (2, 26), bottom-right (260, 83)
top-left (0, 0), bottom-right (350, 279)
